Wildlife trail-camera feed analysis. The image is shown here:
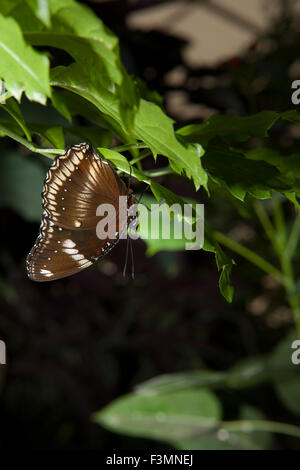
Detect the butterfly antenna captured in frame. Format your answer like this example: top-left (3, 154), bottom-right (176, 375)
top-left (127, 161), bottom-right (132, 194)
top-left (130, 236), bottom-right (135, 279)
top-left (137, 183), bottom-right (150, 205)
top-left (123, 231), bottom-right (130, 277)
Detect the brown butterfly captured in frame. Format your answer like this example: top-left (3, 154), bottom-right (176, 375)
top-left (26, 143), bottom-right (137, 281)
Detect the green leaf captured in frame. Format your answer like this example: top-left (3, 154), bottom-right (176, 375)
top-left (0, 151), bottom-right (45, 221)
top-left (227, 356), bottom-right (271, 389)
top-left (50, 65), bottom-right (207, 190)
top-left (0, 116), bottom-right (26, 137)
top-left (177, 111), bottom-right (280, 146)
top-left (274, 377), bottom-right (300, 416)
top-left (246, 147), bottom-right (300, 198)
top-left (135, 371), bottom-right (227, 396)
top-left (270, 330), bottom-right (300, 415)
top-left (26, 0), bottom-right (50, 27)
top-left (25, 32), bottom-right (121, 95)
top-left (94, 388), bottom-right (222, 444)
top-left (49, 0), bottom-right (117, 49)
top-left (137, 193), bottom-right (204, 255)
top-left (66, 126), bottom-right (112, 149)
top-left (98, 148), bottom-right (150, 183)
top-left (0, 13), bottom-right (50, 104)
top-left (134, 100), bottom-right (207, 190)
top-left (51, 64), bottom-right (135, 144)
top-left (0, 0), bottom-right (50, 28)
top-left (0, 97), bottom-right (31, 141)
top-left (50, 89), bottom-right (72, 121)
top-left (204, 227), bottom-right (235, 302)
top-left (22, 0), bottom-right (139, 128)
top-left (28, 123), bottom-right (65, 148)
top-left (202, 147), bottom-right (293, 201)
top-left (269, 330), bottom-right (299, 374)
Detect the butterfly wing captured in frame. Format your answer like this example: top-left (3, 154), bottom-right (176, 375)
top-left (26, 143), bottom-right (135, 282)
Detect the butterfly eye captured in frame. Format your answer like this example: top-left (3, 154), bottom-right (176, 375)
top-left (26, 143), bottom-right (137, 282)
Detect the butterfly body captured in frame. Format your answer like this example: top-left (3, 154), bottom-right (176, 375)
top-left (26, 143), bottom-right (136, 281)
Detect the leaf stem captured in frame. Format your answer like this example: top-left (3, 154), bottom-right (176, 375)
top-left (222, 419), bottom-right (300, 439)
top-left (112, 143), bottom-right (148, 152)
top-left (213, 230), bottom-right (284, 284)
top-left (254, 201), bottom-right (276, 247)
top-left (0, 123), bottom-right (63, 158)
top-left (143, 166), bottom-right (173, 177)
top-left (130, 150), bottom-right (152, 165)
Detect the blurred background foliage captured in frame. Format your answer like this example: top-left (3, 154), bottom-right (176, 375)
top-left (1, 0), bottom-right (300, 450)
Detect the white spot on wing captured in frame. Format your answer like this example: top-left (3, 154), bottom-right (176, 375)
top-left (40, 269), bottom-right (53, 277)
top-left (64, 248), bottom-right (78, 255)
top-left (72, 254), bottom-right (85, 261)
top-left (63, 239), bottom-right (76, 248)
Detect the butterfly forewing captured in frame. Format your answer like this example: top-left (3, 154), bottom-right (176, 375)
top-left (26, 143), bottom-right (136, 281)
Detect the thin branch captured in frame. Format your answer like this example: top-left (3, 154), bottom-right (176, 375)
top-left (0, 123), bottom-right (63, 158)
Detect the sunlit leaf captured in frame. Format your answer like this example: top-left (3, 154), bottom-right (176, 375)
top-left (0, 13), bottom-right (50, 104)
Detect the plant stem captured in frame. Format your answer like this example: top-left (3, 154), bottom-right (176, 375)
top-left (143, 166), bottom-right (173, 177)
top-left (214, 231), bottom-right (284, 284)
top-left (272, 196), bottom-right (300, 334)
top-left (254, 201), bottom-right (276, 247)
top-left (285, 213), bottom-right (300, 260)
top-left (279, 252), bottom-right (300, 333)
top-left (130, 149), bottom-right (152, 165)
top-left (222, 419), bottom-right (300, 439)
top-left (112, 143), bottom-right (148, 152)
top-left (0, 123), bottom-right (63, 158)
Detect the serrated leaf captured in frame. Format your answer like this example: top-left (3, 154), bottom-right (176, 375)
top-left (246, 147), bottom-right (300, 199)
top-left (177, 111), bottom-right (280, 146)
top-left (0, 13), bottom-right (50, 104)
top-left (51, 64), bottom-right (135, 144)
top-left (49, 0), bottom-right (117, 49)
top-left (50, 65), bottom-right (207, 190)
top-left (22, 0), bottom-right (138, 129)
top-left (134, 100), bottom-right (207, 190)
top-left (204, 227), bottom-right (235, 302)
top-left (203, 148), bottom-right (293, 201)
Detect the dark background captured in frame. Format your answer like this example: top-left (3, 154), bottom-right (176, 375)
top-left (0, 0), bottom-right (299, 450)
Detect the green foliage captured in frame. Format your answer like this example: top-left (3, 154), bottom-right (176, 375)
top-left (0, 0), bottom-right (300, 451)
top-left (95, 331), bottom-right (300, 450)
top-left (0, 12), bottom-right (50, 103)
top-left (0, 0), bottom-right (299, 305)
top-left (0, 0), bottom-right (300, 304)
top-left (94, 388), bottom-right (222, 445)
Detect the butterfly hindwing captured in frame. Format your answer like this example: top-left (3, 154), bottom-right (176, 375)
top-left (26, 143), bottom-right (136, 281)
